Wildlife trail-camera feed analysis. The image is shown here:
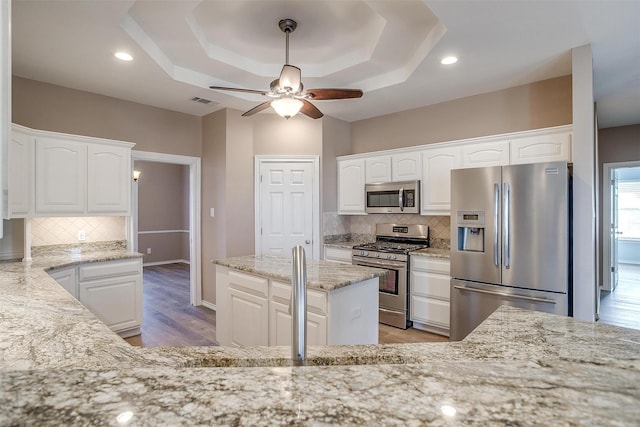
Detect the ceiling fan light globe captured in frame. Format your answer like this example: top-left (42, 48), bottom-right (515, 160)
top-left (271, 98), bottom-right (303, 119)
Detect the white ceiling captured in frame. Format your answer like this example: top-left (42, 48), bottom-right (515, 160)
top-left (11, 0), bottom-right (640, 128)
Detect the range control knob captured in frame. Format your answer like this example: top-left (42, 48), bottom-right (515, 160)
top-left (375, 253), bottom-right (380, 258)
top-left (360, 251), bottom-right (368, 256)
top-left (387, 255), bottom-right (397, 260)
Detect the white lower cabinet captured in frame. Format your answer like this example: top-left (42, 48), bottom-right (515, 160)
top-left (270, 280), bottom-right (327, 346)
top-left (48, 266), bottom-right (77, 298)
top-left (410, 256), bottom-right (450, 336)
top-left (323, 245), bottom-right (353, 264)
top-left (229, 287), bottom-right (269, 347)
top-left (48, 258), bottom-right (142, 338)
top-left (216, 266), bottom-right (378, 347)
top-left (228, 270), bottom-right (269, 347)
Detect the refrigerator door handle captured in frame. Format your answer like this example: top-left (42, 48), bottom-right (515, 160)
top-left (494, 183), bottom-right (500, 267)
top-left (453, 285), bottom-right (557, 305)
top-left (503, 182), bottom-right (511, 268)
top-left (399, 187), bottom-right (404, 212)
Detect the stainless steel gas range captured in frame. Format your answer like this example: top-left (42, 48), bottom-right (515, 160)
top-left (352, 224), bottom-right (429, 329)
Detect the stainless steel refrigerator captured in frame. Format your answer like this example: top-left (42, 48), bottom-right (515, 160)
top-left (450, 161), bottom-right (572, 341)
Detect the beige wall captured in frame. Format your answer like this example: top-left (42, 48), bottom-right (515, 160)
top-left (351, 75), bottom-right (572, 153)
top-left (12, 77), bottom-right (202, 157)
top-left (322, 116), bottom-right (352, 213)
top-left (135, 161), bottom-right (190, 264)
top-left (201, 109), bottom-right (227, 303)
top-left (597, 124), bottom-right (640, 285)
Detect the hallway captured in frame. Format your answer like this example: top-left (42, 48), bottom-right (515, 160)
top-left (599, 263), bottom-right (640, 330)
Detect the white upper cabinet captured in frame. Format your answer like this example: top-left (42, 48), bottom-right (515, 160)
top-left (510, 131), bottom-right (572, 165)
top-left (392, 152), bottom-right (421, 181)
top-left (87, 144), bottom-right (131, 214)
top-left (421, 146), bottom-right (462, 215)
top-left (338, 158), bottom-right (366, 214)
top-left (7, 128), bottom-right (34, 217)
top-left (7, 125), bottom-right (134, 217)
top-left (35, 136), bottom-right (87, 215)
top-left (461, 141), bottom-right (510, 168)
top-left (365, 156), bottom-right (391, 183)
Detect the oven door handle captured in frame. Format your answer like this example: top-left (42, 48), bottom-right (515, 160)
top-left (353, 257), bottom-right (406, 269)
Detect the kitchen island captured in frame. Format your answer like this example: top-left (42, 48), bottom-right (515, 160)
top-left (1, 250), bottom-right (639, 425)
top-left (213, 255), bottom-right (387, 346)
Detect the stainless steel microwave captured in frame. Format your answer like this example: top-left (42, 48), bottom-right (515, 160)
top-left (365, 181), bottom-right (420, 214)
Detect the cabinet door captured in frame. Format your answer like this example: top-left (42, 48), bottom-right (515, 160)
top-left (392, 152), bottom-right (421, 181)
top-left (79, 274), bottom-right (142, 332)
top-left (510, 132), bottom-right (572, 165)
top-left (87, 144), bottom-right (131, 214)
top-left (421, 147), bottom-right (461, 215)
top-left (35, 137), bottom-right (86, 214)
top-left (48, 266), bottom-right (77, 299)
top-left (365, 156), bottom-right (392, 183)
top-left (228, 287), bottom-right (269, 346)
top-left (337, 158), bottom-right (366, 214)
top-left (461, 141), bottom-right (510, 168)
top-left (411, 295), bottom-right (450, 328)
top-left (7, 129), bottom-right (33, 217)
top-left (270, 300), bottom-right (327, 346)
top-left (411, 271), bottom-right (450, 300)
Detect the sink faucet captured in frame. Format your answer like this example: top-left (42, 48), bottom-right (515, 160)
top-left (291, 245), bottom-right (307, 365)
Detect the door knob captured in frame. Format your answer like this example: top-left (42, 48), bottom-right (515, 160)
top-left (305, 240), bottom-right (311, 244)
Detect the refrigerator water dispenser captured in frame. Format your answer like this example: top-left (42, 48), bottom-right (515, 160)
top-left (456, 211), bottom-right (485, 252)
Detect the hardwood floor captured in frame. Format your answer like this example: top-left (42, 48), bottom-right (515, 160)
top-left (125, 263), bottom-right (218, 347)
top-left (126, 263), bottom-right (448, 347)
top-left (599, 263), bottom-right (640, 331)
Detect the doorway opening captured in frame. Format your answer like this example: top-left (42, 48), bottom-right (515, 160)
top-left (600, 161), bottom-right (640, 330)
top-left (128, 151), bottom-right (202, 305)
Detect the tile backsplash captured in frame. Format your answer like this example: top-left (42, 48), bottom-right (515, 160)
top-left (323, 212), bottom-right (450, 240)
top-left (31, 217), bottom-right (126, 247)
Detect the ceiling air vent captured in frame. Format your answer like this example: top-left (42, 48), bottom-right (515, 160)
top-left (191, 96), bottom-right (215, 105)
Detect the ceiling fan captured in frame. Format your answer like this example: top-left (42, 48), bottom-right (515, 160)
top-left (209, 19), bottom-right (363, 120)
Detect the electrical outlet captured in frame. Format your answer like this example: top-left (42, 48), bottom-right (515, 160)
top-left (147, 248), bottom-right (152, 254)
top-left (78, 230), bottom-right (86, 241)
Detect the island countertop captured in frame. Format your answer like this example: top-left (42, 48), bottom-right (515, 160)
top-left (213, 254), bottom-right (388, 291)
top-left (1, 247), bottom-right (639, 424)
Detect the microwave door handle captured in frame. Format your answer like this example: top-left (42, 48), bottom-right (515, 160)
top-left (494, 183), bottom-right (500, 267)
top-left (399, 187), bottom-right (404, 212)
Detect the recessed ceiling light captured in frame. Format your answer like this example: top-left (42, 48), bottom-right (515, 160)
top-left (441, 56), bottom-right (458, 65)
top-left (114, 52), bottom-right (133, 61)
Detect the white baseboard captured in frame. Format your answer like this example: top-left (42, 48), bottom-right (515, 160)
top-left (201, 301), bottom-right (217, 311)
top-left (143, 259), bottom-right (191, 267)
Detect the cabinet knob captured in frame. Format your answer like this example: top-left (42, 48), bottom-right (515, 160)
top-left (305, 240), bottom-right (311, 244)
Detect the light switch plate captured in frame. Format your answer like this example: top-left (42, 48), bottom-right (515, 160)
top-left (77, 230), bottom-right (86, 241)
top-left (210, 208), bottom-right (215, 217)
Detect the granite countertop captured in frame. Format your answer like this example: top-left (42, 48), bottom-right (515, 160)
top-left (213, 254), bottom-right (388, 291)
top-left (410, 247), bottom-right (450, 258)
top-left (1, 245), bottom-right (640, 424)
top-left (322, 241), bottom-right (364, 249)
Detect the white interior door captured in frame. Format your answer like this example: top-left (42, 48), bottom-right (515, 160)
top-left (259, 161), bottom-right (314, 258)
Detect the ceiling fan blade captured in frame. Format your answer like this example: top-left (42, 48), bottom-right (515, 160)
top-left (300, 100), bottom-right (323, 119)
top-left (305, 88), bottom-right (363, 100)
top-left (209, 86), bottom-right (268, 96)
top-left (242, 101), bottom-right (272, 117)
